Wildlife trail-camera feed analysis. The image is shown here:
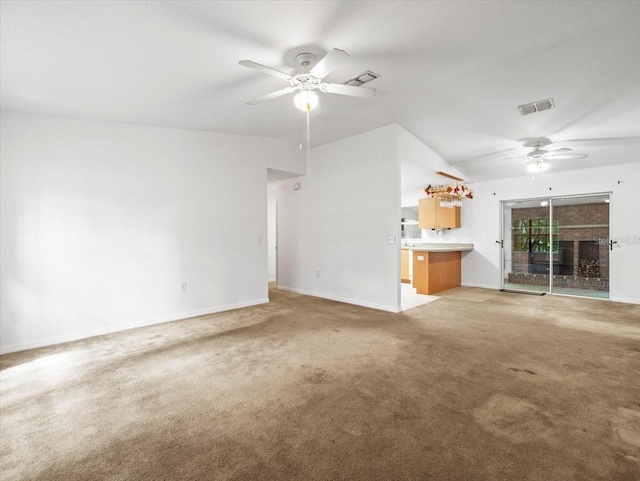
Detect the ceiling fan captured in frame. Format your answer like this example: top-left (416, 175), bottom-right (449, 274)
top-left (239, 48), bottom-right (376, 164)
top-left (239, 48), bottom-right (376, 110)
top-left (500, 141), bottom-right (588, 174)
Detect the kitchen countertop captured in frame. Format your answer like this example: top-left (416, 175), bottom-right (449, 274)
top-left (402, 243), bottom-right (473, 252)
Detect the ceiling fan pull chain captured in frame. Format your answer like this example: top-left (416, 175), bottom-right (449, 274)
top-left (306, 110), bottom-right (311, 169)
top-left (299, 116), bottom-right (303, 150)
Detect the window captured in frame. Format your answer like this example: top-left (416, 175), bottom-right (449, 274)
top-left (513, 218), bottom-right (559, 252)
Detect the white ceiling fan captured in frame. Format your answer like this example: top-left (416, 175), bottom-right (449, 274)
top-left (500, 140), bottom-right (588, 174)
top-left (239, 48), bottom-right (376, 111)
top-left (239, 48), bottom-right (376, 164)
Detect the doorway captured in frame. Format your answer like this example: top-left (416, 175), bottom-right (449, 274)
top-left (501, 193), bottom-right (610, 299)
top-left (267, 186), bottom-right (278, 288)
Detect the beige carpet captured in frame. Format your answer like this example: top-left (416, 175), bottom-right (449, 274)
top-left (1, 287), bottom-right (639, 480)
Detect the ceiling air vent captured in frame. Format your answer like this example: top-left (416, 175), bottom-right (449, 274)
top-left (518, 98), bottom-right (555, 116)
top-left (345, 70), bottom-right (380, 87)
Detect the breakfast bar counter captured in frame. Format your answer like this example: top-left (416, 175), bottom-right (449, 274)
top-left (409, 243), bottom-right (472, 295)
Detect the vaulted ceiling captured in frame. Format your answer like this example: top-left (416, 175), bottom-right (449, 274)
top-left (2, 1), bottom-right (639, 182)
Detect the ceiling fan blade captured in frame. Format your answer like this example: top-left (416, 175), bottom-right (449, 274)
top-left (545, 147), bottom-right (572, 155)
top-left (321, 83), bottom-right (376, 98)
top-left (309, 48), bottom-right (349, 78)
top-left (496, 157), bottom-right (529, 169)
top-left (555, 136), bottom-right (640, 145)
top-left (246, 86), bottom-right (295, 106)
top-left (521, 137), bottom-right (552, 148)
top-left (455, 147), bottom-right (518, 166)
top-left (496, 161), bottom-right (522, 169)
top-left (239, 60), bottom-right (291, 81)
top-left (543, 153), bottom-right (589, 160)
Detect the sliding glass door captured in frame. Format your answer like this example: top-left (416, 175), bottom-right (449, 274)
top-left (549, 194), bottom-right (610, 298)
top-left (502, 198), bottom-right (552, 294)
top-left (501, 194), bottom-right (610, 299)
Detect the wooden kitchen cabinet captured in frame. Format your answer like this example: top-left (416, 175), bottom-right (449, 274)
top-left (418, 197), bottom-right (460, 229)
top-left (412, 250), bottom-right (462, 294)
top-left (401, 249), bottom-right (410, 283)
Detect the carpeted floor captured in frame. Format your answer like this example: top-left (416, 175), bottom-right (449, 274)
top-left (1, 286), bottom-right (639, 480)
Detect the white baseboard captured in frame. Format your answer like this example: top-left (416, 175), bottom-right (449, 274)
top-left (277, 286), bottom-right (401, 313)
top-left (0, 298), bottom-right (269, 355)
top-left (268, 278), bottom-right (276, 282)
top-left (610, 297), bottom-right (640, 305)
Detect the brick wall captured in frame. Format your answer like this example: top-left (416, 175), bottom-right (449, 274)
top-left (509, 202), bottom-right (609, 289)
top-left (507, 272), bottom-right (609, 291)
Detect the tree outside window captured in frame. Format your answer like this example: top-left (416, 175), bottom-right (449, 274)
top-left (513, 218), bottom-right (559, 253)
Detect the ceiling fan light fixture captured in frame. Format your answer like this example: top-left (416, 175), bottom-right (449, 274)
top-left (527, 159), bottom-right (548, 173)
top-left (294, 90), bottom-right (319, 112)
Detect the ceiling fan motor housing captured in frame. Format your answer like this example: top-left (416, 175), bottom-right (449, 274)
top-left (295, 52), bottom-right (314, 67)
top-left (290, 53), bottom-right (322, 90)
top-left (528, 147), bottom-right (548, 158)
top-left (290, 74), bottom-right (321, 90)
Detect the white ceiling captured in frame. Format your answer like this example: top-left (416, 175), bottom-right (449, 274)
top-left (2, 1), bottom-right (639, 182)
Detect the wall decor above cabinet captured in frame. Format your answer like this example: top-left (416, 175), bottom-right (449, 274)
top-left (425, 183), bottom-right (473, 207)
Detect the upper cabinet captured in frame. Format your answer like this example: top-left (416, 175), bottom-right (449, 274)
top-left (418, 197), bottom-right (460, 229)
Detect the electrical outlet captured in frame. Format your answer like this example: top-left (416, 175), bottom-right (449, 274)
top-left (180, 282), bottom-right (187, 292)
top-left (258, 236), bottom-right (263, 244)
top-left (316, 270), bottom-right (320, 277)
top-left (387, 235), bottom-right (396, 244)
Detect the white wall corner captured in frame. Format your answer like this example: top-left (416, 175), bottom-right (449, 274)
top-left (276, 125), bottom-right (401, 312)
top-left (0, 112), bottom-right (280, 352)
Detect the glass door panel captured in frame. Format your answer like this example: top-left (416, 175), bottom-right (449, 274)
top-left (550, 195), bottom-right (610, 299)
top-left (502, 199), bottom-right (552, 293)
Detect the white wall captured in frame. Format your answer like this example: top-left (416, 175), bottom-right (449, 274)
top-left (420, 225), bottom-right (475, 244)
top-left (397, 125), bottom-right (471, 244)
top-left (0, 112), bottom-right (302, 353)
top-left (267, 187), bottom-right (277, 282)
top-left (459, 162), bottom-right (640, 304)
top-left (277, 124), bottom-right (401, 312)
top-left (398, 126), bottom-right (466, 208)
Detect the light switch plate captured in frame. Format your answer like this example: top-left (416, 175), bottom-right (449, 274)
top-left (387, 235), bottom-right (395, 244)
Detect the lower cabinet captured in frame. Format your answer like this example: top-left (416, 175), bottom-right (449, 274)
top-left (412, 250), bottom-right (462, 294)
top-left (401, 249), bottom-right (411, 283)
